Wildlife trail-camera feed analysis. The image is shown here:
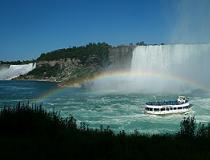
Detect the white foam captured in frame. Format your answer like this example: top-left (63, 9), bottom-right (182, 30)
top-left (0, 63), bottom-right (36, 80)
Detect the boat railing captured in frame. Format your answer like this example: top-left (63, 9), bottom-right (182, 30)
top-left (145, 105), bottom-right (191, 111)
top-left (146, 100), bottom-right (188, 106)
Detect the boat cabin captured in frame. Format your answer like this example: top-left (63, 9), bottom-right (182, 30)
top-left (144, 96), bottom-right (191, 115)
top-left (177, 96), bottom-right (188, 104)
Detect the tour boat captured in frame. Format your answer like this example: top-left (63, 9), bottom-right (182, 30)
top-left (145, 96), bottom-right (192, 115)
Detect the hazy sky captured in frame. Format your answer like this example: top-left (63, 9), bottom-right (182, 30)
top-left (0, 0), bottom-right (209, 60)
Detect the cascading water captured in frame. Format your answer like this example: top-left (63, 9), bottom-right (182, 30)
top-left (0, 63), bottom-right (36, 80)
top-left (130, 44), bottom-right (210, 93)
top-left (90, 44), bottom-right (210, 94)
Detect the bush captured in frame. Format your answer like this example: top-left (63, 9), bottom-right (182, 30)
top-left (179, 116), bottom-right (196, 137)
top-left (1, 103), bottom-right (210, 160)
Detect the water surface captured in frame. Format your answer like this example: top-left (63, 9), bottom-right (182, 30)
top-left (1, 80), bottom-right (210, 134)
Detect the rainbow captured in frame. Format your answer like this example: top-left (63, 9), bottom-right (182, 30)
top-left (36, 70), bottom-right (210, 101)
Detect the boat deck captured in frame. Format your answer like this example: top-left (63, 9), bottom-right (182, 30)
top-left (146, 100), bottom-right (188, 106)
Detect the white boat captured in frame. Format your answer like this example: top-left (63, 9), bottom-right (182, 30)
top-left (144, 96), bottom-right (192, 115)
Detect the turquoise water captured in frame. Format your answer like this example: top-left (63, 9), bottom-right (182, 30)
top-left (1, 80), bottom-right (210, 134)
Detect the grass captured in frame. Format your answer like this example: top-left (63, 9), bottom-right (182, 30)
top-left (0, 103), bottom-right (210, 160)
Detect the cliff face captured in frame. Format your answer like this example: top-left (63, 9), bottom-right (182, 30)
top-left (17, 56), bottom-right (102, 82)
top-left (0, 64), bottom-right (9, 70)
top-left (108, 45), bottom-right (135, 71)
top-left (15, 45), bottom-right (135, 83)
top-left (34, 58), bottom-right (82, 82)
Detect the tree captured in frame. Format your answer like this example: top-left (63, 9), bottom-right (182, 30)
top-left (196, 123), bottom-right (207, 138)
top-left (136, 41), bottom-right (146, 46)
top-left (179, 116), bottom-right (196, 138)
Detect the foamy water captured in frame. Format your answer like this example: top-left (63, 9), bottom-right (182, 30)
top-left (0, 81), bottom-right (210, 134)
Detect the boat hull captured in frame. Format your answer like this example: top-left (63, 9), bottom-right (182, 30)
top-left (144, 103), bottom-right (192, 115)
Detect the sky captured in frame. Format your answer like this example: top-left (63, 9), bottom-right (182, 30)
top-left (0, 0), bottom-right (210, 60)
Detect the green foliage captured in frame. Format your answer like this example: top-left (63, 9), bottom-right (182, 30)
top-left (136, 41), bottom-right (147, 46)
top-left (27, 64), bottom-right (61, 78)
top-left (71, 67), bottom-right (95, 78)
top-left (0, 103), bottom-right (65, 136)
top-left (37, 42), bottom-right (111, 67)
top-left (1, 104), bottom-right (210, 160)
top-left (28, 42), bottom-right (111, 81)
top-left (0, 60), bottom-right (35, 65)
top-left (179, 116), bottom-right (196, 137)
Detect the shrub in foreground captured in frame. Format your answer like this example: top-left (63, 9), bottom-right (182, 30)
top-left (0, 103), bottom-right (210, 160)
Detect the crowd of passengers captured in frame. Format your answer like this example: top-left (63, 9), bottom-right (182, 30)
top-left (146, 100), bottom-right (188, 106)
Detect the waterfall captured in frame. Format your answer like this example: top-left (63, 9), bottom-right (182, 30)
top-left (86, 44), bottom-right (210, 94)
top-left (130, 44), bottom-right (210, 93)
top-left (0, 63), bottom-right (36, 80)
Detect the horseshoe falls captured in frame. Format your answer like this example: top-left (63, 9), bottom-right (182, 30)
top-left (130, 44), bottom-right (210, 93)
top-left (89, 44), bottom-right (210, 94)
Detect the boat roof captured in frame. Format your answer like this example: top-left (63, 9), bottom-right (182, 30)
top-left (178, 96), bottom-right (187, 99)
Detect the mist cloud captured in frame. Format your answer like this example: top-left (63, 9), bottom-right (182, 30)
top-left (170, 0), bottom-right (210, 43)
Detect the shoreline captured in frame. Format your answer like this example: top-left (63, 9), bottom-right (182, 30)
top-left (2, 78), bottom-right (83, 88)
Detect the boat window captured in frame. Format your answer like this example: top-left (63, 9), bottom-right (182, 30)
top-left (178, 107), bottom-right (182, 110)
top-left (146, 108), bottom-right (151, 111)
top-left (154, 108), bottom-right (159, 111)
top-left (146, 108), bottom-right (153, 111)
top-left (173, 107), bottom-right (176, 110)
top-left (161, 108), bottom-right (165, 111)
top-left (166, 108), bottom-right (169, 111)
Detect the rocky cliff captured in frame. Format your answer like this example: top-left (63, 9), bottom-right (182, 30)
top-left (15, 44), bottom-right (135, 83)
top-left (17, 57), bottom-right (99, 83)
top-left (0, 64), bottom-right (9, 70)
top-left (108, 45), bottom-right (135, 71)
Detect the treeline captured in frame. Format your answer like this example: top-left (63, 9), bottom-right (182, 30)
top-left (130, 41), bottom-right (165, 46)
top-left (0, 60), bottom-right (35, 65)
top-left (0, 103), bottom-right (210, 160)
top-left (37, 42), bottom-right (111, 66)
